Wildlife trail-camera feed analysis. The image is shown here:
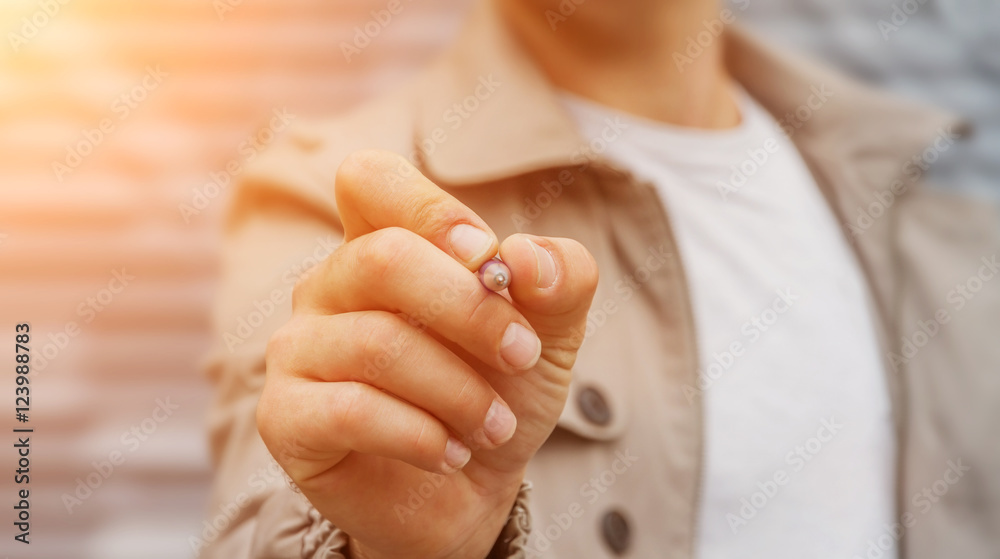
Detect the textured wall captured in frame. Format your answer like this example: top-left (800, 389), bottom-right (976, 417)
top-left (0, 1), bottom-right (469, 557)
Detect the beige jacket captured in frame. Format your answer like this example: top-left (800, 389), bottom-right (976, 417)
top-left (201, 2), bottom-right (1000, 557)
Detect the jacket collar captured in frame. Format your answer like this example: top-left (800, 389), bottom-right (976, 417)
top-left (414, 0), bottom-right (965, 191)
top-left (413, 0), bottom-right (585, 185)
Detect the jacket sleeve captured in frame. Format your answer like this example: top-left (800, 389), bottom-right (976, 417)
top-left (198, 132), bottom-right (534, 559)
top-left (209, 477), bottom-right (532, 558)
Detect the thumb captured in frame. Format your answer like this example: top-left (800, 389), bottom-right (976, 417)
top-left (498, 234), bottom-right (599, 371)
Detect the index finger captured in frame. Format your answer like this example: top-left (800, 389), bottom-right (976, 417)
top-left (335, 149), bottom-right (499, 271)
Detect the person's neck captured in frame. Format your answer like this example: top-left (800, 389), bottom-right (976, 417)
top-left (497, 0), bottom-right (741, 129)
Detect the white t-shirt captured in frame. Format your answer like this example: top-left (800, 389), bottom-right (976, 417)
top-left (561, 89), bottom-right (897, 558)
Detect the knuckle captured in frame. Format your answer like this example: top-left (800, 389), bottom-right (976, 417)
top-left (409, 416), bottom-right (437, 458)
top-left (335, 150), bottom-right (388, 195)
top-left (290, 243), bottom-right (345, 311)
top-left (255, 381), bottom-right (282, 445)
top-left (451, 374), bottom-right (490, 423)
top-left (410, 196), bottom-right (462, 238)
top-left (334, 153), bottom-right (365, 201)
top-left (355, 227), bottom-right (415, 283)
top-left (456, 285), bottom-right (496, 333)
top-left (290, 275), bottom-right (308, 310)
top-left (272, 437), bottom-right (308, 469)
top-left (452, 373), bottom-right (479, 404)
top-left (336, 149), bottom-right (412, 201)
top-left (353, 314), bottom-right (407, 379)
top-left (265, 322), bottom-right (301, 373)
top-left (289, 260), bottom-right (319, 310)
top-left (328, 382), bottom-right (372, 433)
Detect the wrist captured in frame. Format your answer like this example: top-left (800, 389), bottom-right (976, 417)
top-left (347, 479), bottom-right (525, 559)
top-left (455, 483), bottom-right (524, 558)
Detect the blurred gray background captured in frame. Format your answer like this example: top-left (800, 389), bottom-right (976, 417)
top-left (737, 0), bottom-right (1000, 199)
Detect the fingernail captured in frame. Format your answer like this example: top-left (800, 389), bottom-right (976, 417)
top-left (500, 323), bottom-right (541, 370)
top-left (448, 224), bottom-right (493, 264)
top-left (443, 436), bottom-right (472, 473)
top-left (528, 239), bottom-right (557, 288)
top-left (483, 400), bottom-right (517, 446)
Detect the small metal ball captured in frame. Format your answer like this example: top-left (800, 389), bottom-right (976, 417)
top-left (478, 258), bottom-right (512, 292)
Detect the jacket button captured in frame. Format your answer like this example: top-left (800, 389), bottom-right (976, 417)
top-left (601, 509), bottom-right (631, 555)
top-left (577, 385), bottom-right (611, 426)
